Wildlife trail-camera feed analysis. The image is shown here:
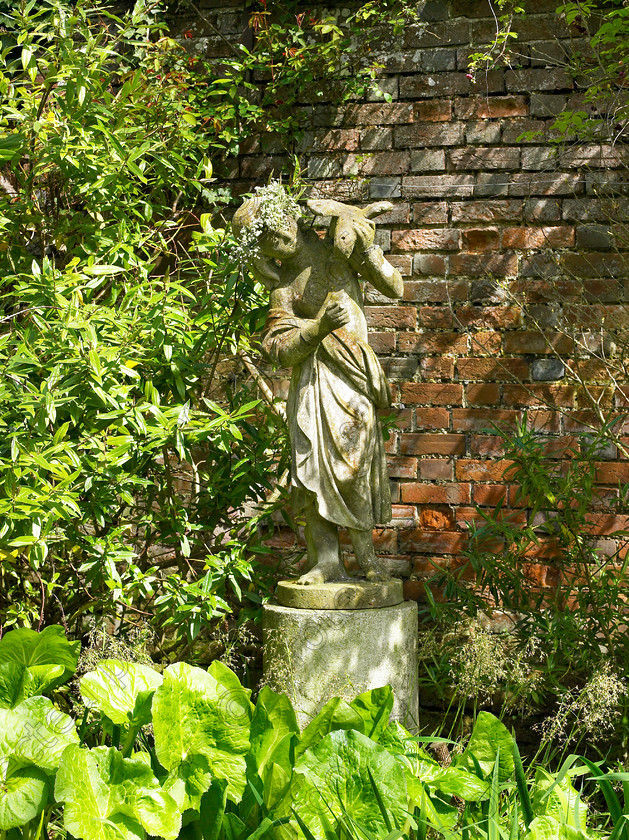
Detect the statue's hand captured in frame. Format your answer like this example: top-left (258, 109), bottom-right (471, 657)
top-left (352, 215), bottom-right (376, 253)
top-left (320, 300), bottom-right (350, 335)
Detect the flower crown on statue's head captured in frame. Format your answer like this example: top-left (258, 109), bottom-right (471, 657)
top-left (231, 181), bottom-right (302, 264)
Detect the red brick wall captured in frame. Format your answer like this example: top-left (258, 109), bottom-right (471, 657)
top-left (182, 0), bottom-right (629, 595)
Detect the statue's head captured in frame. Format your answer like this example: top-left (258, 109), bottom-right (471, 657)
top-left (232, 183), bottom-right (303, 281)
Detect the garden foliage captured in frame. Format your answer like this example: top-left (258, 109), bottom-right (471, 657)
top-left (0, 625), bottom-right (624, 840)
top-left (0, 0), bottom-right (414, 648)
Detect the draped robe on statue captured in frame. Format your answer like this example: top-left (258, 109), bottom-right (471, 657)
top-left (263, 309), bottom-right (392, 531)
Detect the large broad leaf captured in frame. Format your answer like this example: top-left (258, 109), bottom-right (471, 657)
top-left (291, 729), bottom-right (409, 840)
top-left (0, 625), bottom-right (80, 673)
top-left (0, 766), bottom-right (49, 830)
top-left (526, 815), bottom-right (593, 840)
top-left (531, 769), bottom-right (588, 831)
top-left (152, 661), bottom-right (252, 805)
top-left (80, 660), bottom-right (163, 727)
top-left (457, 711), bottom-right (515, 782)
top-left (55, 745), bottom-right (181, 840)
top-left (295, 696), bottom-right (364, 759)
top-left (0, 626), bottom-right (79, 707)
top-left (0, 696), bottom-right (78, 772)
top-left (349, 686), bottom-right (394, 741)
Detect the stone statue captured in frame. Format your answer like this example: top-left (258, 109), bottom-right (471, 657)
top-left (233, 188), bottom-right (404, 585)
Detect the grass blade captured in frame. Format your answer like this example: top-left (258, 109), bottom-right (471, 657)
top-left (512, 735), bottom-right (534, 828)
top-left (367, 766), bottom-right (394, 832)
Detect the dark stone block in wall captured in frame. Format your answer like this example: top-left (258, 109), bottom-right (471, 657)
top-left (369, 178), bottom-right (402, 199)
top-left (531, 359), bottom-right (565, 381)
top-left (576, 225), bottom-right (613, 250)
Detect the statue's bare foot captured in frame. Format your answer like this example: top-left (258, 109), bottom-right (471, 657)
top-left (363, 559), bottom-right (389, 582)
top-left (298, 561), bottom-right (350, 585)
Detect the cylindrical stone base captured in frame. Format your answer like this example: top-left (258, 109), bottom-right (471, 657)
top-left (263, 601), bottom-right (418, 729)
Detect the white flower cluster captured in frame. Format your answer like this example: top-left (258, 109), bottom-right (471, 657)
top-left (231, 180), bottom-right (302, 265)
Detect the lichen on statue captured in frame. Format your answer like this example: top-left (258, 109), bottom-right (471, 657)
top-left (233, 186), bottom-right (404, 584)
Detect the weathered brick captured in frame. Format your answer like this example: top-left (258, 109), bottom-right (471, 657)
top-left (308, 128), bottom-right (360, 152)
top-left (530, 93), bottom-right (568, 117)
top-left (466, 122), bottom-right (502, 149)
top-left (381, 356), bottom-right (419, 380)
top-left (562, 253), bottom-right (629, 277)
top-left (422, 48), bottom-right (457, 73)
top-left (415, 407), bottom-right (451, 429)
top-left (501, 226), bottom-right (575, 248)
top-left (401, 383), bottom-right (464, 405)
top-left (410, 149), bottom-right (447, 172)
top-left (413, 202), bottom-right (448, 224)
top-left (470, 278), bottom-right (507, 303)
top-left (473, 484), bottom-right (509, 506)
top-left (401, 483), bottom-right (471, 505)
top-left (376, 203), bottom-right (411, 225)
top-left (399, 529), bottom-right (468, 555)
top-left (451, 200), bottom-right (522, 222)
top-left (399, 331), bottom-right (468, 355)
top-left (562, 198), bottom-right (618, 221)
top-left (402, 174), bottom-right (475, 198)
top-left (403, 279), bottom-right (467, 303)
top-left (506, 67), bottom-right (573, 92)
top-left (470, 331), bottom-right (502, 355)
top-left (449, 147), bottom-right (520, 170)
top-left (413, 254), bottom-right (448, 275)
top-left (387, 456), bottom-right (418, 478)
top-left (368, 332), bottom-right (396, 354)
top-left (467, 383), bottom-right (501, 405)
top-left (401, 433), bottom-right (466, 456)
top-left (393, 228), bottom-right (460, 251)
top-left (342, 102), bottom-right (413, 125)
top-left (456, 305), bottom-right (523, 328)
top-left (404, 20), bottom-right (471, 49)
top-left (456, 459), bottom-right (515, 481)
top-left (400, 73), bottom-right (470, 98)
top-left (421, 357), bottom-right (456, 379)
top-left (307, 156), bottom-right (342, 179)
top-left (452, 408), bottom-right (520, 431)
top-left (462, 228), bottom-right (500, 252)
top-left (343, 151), bottom-right (409, 176)
top-left (449, 253), bottom-right (518, 277)
top-left (519, 254), bottom-right (561, 277)
top-left (503, 384), bottom-right (576, 408)
top-left (387, 255), bottom-right (413, 276)
top-left (395, 123), bottom-right (464, 147)
top-left (418, 306), bottom-right (455, 328)
top-left (475, 173), bottom-right (509, 198)
top-left (503, 331), bottom-right (574, 354)
top-left (454, 95), bottom-right (528, 119)
top-left (365, 306), bottom-right (417, 330)
top-left (521, 146), bottom-right (557, 170)
top-left (524, 198), bottom-right (561, 222)
top-left (359, 127), bottom-right (394, 151)
top-left (510, 172), bottom-right (584, 196)
top-left (421, 460), bottom-right (454, 480)
top-left (458, 358), bottom-right (529, 381)
top-left (413, 99), bottom-right (452, 121)
top-left (502, 119), bottom-right (552, 144)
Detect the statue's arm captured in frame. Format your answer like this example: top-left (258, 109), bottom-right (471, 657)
top-left (352, 244), bottom-right (404, 299)
top-left (261, 288), bottom-right (347, 368)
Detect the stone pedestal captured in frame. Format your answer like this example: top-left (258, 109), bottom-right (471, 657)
top-left (263, 584), bottom-right (418, 729)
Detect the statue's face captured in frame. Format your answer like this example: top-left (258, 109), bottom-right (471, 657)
top-left (259, 215), bottom-right (300, 260)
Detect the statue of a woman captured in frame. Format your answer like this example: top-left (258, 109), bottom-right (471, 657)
top-left (233, 190), bottom-right (404, 584)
